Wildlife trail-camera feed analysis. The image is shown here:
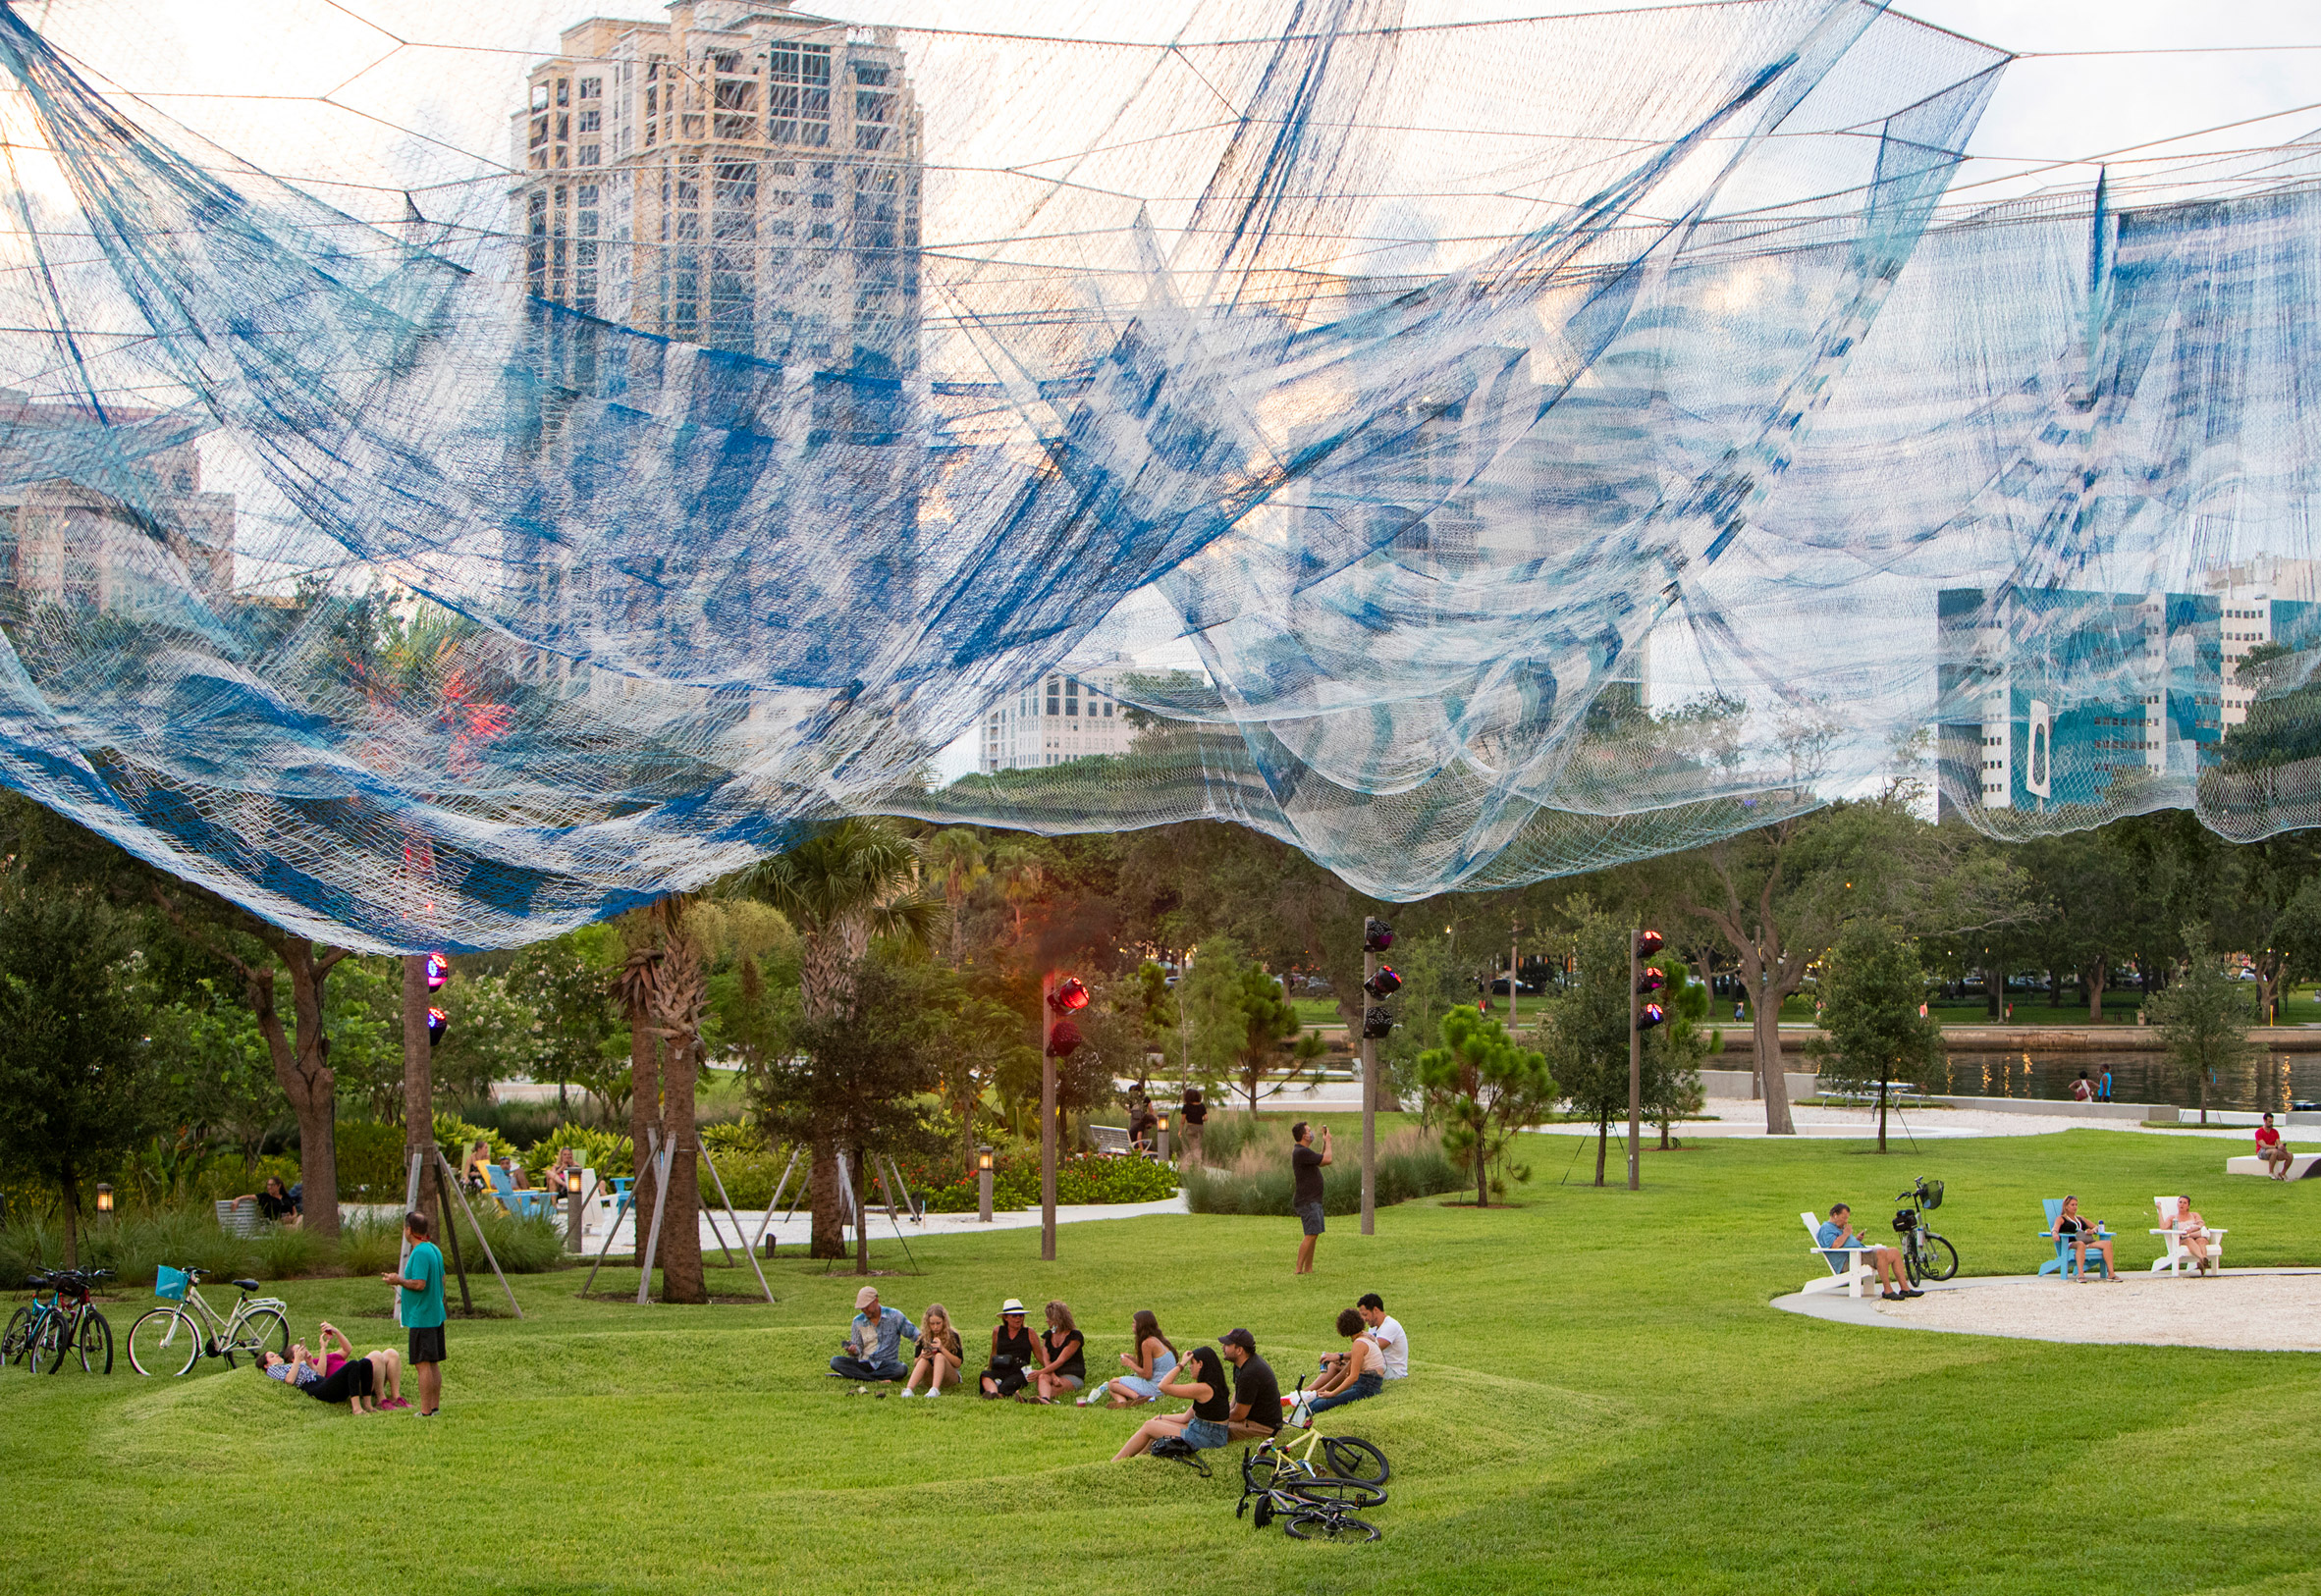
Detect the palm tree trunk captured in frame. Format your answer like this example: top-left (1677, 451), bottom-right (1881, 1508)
top-left (809, 1130), bottom-right (846, 1259)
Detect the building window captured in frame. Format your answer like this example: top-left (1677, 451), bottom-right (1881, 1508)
top-left (578, 110), bottom-right (600, 133)
top-left (770, 42), bottom-right (831, 145)
top-left (579, 76), bottom-right (601, 99)
top-left (531, 81), bottom-right (549, 112)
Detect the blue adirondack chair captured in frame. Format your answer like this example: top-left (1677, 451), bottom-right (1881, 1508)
top-left (2038, 1197), bottom-right (2112, 1279)
top-left (485, 1164), bottom-right (550, 1220)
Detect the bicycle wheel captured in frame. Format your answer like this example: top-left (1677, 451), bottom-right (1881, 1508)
top-left (1, 1306), bottom-right (32, 1369)
top-left (1321, 1436), bottom-right (1390, 1485)
top-left (1903, 1236), bottom-right (1925, 1286)
top-left (1919, 1233), bottom-right (1959, 1282)
top-left (1242, 1448), bottom-right (1271, 1493)
top-left (42, 1309), bottom-right (77, 1373)
top-left (1285, 1511), bottom-right (1380, 1544)
top-left (1282, 1476), bottom-right (1388, 1511)
top-left (128, 1307), bottom-right (202, 1377)
top-left (76, 1309), bottom-right (112, 1374)
top-left (225, 1307), bottom-right (289, 1368)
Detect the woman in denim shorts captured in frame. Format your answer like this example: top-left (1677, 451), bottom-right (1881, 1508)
top-left (1111, 1345), bottom-right (1232, 1460)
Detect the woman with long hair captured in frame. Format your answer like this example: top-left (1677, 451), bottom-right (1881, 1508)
top-left (1024, 1300), bottom-right (1086, 1404)
top-left (900, 1303), bottom-right (962, 1397)
top-left (1077, 1308), bottom-right (1177, 1408)
top-left (978, 1300), bottom-right (1037, 1398)
top-left (1111, 1345), bottom-right (1231, 1461)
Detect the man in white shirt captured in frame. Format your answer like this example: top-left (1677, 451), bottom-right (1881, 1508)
top-left (1320, 1292), bottom-right (1409, 1382)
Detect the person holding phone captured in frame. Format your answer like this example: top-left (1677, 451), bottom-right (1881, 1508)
top-left (1291, 1122), bottom-right (1331, 1275)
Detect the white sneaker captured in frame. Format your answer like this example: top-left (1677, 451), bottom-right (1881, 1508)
top-left (923, 1387), bottom-right (941, 1400)
top-left (898, 1388), bottom-right (917, 1398)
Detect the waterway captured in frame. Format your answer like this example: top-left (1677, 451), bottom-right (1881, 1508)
top-left (1926, 1051), bottom-right (2317, 1113)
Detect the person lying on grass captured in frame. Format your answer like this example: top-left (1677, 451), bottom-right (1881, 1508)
top-left (1021, 1300), bottom-right (1085, 1405)
top-left (2167, 1196), bottom-right (2215, 1273)
top-left (303, 1321), bottom-right (410, 1408)
top-left (1111, 1345), bottom-right (1232, 1462)
top-left (833, 1286), bottom-right (917, 1382)
top-left (899, 1303), bottom-right (961, 1398)
top-left (1816, 1203), bottom-right (1921, 1302)
top-left (2053, 1196), bottom-right (2119, 1282)
top-left (1298, 1309), bottom-right (1384, 1422)
top-left (257, 1338), bottom-right (392, 1414)
top-left (1077, 1308), bottom-right (1177, 1408)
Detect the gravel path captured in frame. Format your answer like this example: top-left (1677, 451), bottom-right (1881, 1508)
top-left (1871, 1273), bottom-right (2321, 1352)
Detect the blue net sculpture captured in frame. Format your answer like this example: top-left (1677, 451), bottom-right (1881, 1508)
top-left (0, 0), bottom-right (2310, 946)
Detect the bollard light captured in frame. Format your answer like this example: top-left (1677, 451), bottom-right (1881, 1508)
top-left (565, 1167), bottom-right (583, 1197)
top-left (976, 1144), bottom-right (995, 1224)
top-left (94, 1183), bottom-right (113, 1214)
top-left (977, 1146), bottom-right (994, 1172)
top-left (1156, 1112), bottom-right (1170, 1163)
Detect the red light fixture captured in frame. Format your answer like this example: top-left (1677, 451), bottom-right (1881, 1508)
top-left (1637, 929), bottom-right (1664, 957)
top-left (426, 1007), bottom-right (449, 1046)
top-left (1637, 1002), bottom-right (1667, 1032)
top-left (1049, 976), bottom-right (1089, 1014)
top-left (424, 952), bottom-right (450, 990)
top-left (1363, 965), bottom-right (1402, 1000)
top-left (1637, 966), bottom-right (1665, 994)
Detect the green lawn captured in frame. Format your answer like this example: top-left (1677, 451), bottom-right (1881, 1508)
top-left (4, 1128), bottom-right (2316, 1594)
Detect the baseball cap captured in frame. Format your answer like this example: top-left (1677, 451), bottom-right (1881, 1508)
top-left (1219, 1328), bottom-right (1256, 1353)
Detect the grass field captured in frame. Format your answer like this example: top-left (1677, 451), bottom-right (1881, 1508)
top-left (4, 1125), bottom-right (2315, 1595)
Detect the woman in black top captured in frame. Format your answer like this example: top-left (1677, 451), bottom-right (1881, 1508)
top-left (1180, 1090), bottom-right (1207, 1166)
top-left (1025, 1300), bottom-right (1086, 1404)
top-left (1111, 1345), bottom-right (1231, 1460)
top-left (979, 1299), bottom-right (1037, 1398)
top-left (233, 1175), bottom-right (300, 1227)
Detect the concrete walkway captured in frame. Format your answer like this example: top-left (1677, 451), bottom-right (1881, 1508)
top-left (1774, 1268), bottom-right (2321, 1353)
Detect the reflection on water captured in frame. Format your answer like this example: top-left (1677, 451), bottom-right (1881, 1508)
top-left (1926, 1051), bottom-right (2313, 1112)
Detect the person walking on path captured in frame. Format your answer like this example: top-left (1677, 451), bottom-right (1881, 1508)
top-left (832, 1286), bottom-right (917, 1382)
top-left (380, 1210), bottom-right (446, 1417)
top-left (1180, 1089), bottom-right (1207, 1167)
top-left (1291, 1122), bottom-right (1330, 1275)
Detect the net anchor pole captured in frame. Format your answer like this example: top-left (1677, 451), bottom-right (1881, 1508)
top-left (432, 1147), bottom-right (521, 1318)
top-left (698, 1137), bottom-right (776, 1303)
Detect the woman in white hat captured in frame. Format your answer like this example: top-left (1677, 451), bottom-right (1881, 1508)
top-left (977, 1299), bottom-right (1037, 1398)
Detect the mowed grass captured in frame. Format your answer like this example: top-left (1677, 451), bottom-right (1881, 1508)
top-left (4, 1128), bottom-right (2318, 1595)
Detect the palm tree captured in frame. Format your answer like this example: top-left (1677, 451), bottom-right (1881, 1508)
top-left (611, 898), bottom-right (709, 1303)
top-left (988, 838), bottom-right (1048, 947)
top-left (924, 828), bottom-right (990, 966)
top-left (724, 819), bottom-right (941, 1257)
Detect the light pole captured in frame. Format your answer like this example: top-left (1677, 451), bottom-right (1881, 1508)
top-left (1156, 1112), bottom-right (1170, 1164)
top-left (1629, 929), bottom-right (1665, 1192)
top-left (976, 1145), bottom-right (994, 1223)
top-left (1042, 975), bottom-right (1087, 1261)
top-left (1359, 918), bottom-right (1398, 1236)
top-left (564, 1165), bottom-right (584, 1252)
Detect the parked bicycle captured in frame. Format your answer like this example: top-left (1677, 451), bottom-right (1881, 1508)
top-left (1238, 1471), bottom-right (1385, 1542)
top-left (13, 1268), bottom-right (115, 1373)
top-left (3, 1271), bottom-right (62, 1371)
top-left (126, 1267), bottom-right (289, 1377)
top-left (1894, 1177), bottom-right (1958, 1284)
top-left (1244, 1381), bottom-right (1391, 1491)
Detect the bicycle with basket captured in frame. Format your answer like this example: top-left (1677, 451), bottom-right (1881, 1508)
top-left (126, 1265), bottom-right (290, 1376)
top-left (1894, 1176), bottom-right (1958, 1285)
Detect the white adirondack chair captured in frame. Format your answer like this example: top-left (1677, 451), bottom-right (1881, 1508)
top-left (2149, 1196), bottom-right (2226, 1275)
top-left (1801, 1212), bottom-right (1878, 1299)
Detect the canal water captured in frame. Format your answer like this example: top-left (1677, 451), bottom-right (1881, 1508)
top-left (1926, 1051), bottom-right (2320, 1113)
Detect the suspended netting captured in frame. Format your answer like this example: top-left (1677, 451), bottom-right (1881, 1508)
top-left (0, 0), bottom-right (2311, 948)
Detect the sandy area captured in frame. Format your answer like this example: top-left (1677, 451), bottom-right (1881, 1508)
top-left (1871, 1274), bottom-right (2321, 1352)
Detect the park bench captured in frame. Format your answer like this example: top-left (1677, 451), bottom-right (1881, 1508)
top-left (214, 1198), bottom-right (265, 1238)
top-left (1799, 1211), bottom-right (1877, 1299)
top-left (2225, 1151), bottom-right (2321, 1180)
top-left (2149, 1196), bottom-right (2226, 1275)
top-left (2036, 1197), bottom-right (2112, 1280)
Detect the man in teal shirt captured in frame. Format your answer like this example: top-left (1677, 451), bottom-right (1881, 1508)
top-left (1816, 1203), bottom-right (1919, 1302)
top-left (382, 1210), bottom-right (447, 1415)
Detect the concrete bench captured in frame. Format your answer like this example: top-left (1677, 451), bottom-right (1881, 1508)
top-left (2227, 1152), bottom-right (2321, 1181)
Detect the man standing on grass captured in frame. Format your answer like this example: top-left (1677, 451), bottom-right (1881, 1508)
top-left (1816, 1203), bottom-right (1920, 1303)
top-left (1291, 1121), bottom-right (1330, 1275)
top-left (381, 1210), bottom-right (446, 1416)
top-left (1218, 1328), bottom-right (1283, 1442)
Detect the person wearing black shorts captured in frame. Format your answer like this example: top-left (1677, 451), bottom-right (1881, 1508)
top-left (1291, 1122), bottom-right (1330, 1274)
top-left (383, 1210), bottom-right (448, 1416)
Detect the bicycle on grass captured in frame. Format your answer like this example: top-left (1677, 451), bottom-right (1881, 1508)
top-left (1894, 1176), bottom-right (1958, 1284)
top-left (126, 1267), bottom-right (289, 1377)
top-left (11, 1269), bottom-right (115, 1372)
top-left (1243, 1382), bottom-right (1391, 1491)
top-left (1237, 1472), bottom-right (1385, 1542)
top-left (3, 1272), bottom-right (62, 1370)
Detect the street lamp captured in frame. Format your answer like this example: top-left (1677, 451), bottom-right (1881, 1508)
top-left (1628, 929), bottom-right (1664, 1191)
top-left (94, 1182), bottom-right (113, 1215)
top-left (976, 1145), bottom-right (995, 1224)
top-left (564, 1164), bottom-right (584, 1251)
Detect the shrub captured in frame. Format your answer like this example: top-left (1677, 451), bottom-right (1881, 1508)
top-left (1182, 1127), bottom-right (1461, 1216)
top-left (517, 1122), bottom-right (631, 1180)
top-left (344, 1207), bottom-right (567, 1276)
top-left (251, 1224), bottom-right (328, 1280)
top-left (338, 1214), bottom-right (405, 1277)
top-left (919, 1151), bottom-right (1176, 1212)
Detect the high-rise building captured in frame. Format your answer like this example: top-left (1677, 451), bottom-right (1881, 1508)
top-left (980, 660), bottom-right (1136, 772)
top-left (2202, 558), bottom-right (2321, 727)
top-left (511, 3), bottom-right (922, 373)
top-left (1936, 585), bottom-right (2221, 818)
top-left (0, 393), bottom-right (234, 612)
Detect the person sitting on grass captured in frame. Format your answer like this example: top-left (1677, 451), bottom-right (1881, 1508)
top-left (1218, 1327), bottom-right (1284, 1442)
top-left (1110, 1345), bottom-right (1232, 1462)
top-left (1299, 1309), bottom-right (1385, 1421)
top-left (1816, 1203), bottom-right (1921, 1302)
top-left (2256, 1113), bottom-right (2294, 1181)
top-left (1023, 1300), bottom-right (1086, 1405)
top-left (2052, 1196), bottom-right (2118, 1283)
top-left (1078, 1308), bottom-right (1177, 1407)
top-left (2167, 1196), bottom-right (2215, 1273)
top-left (232, 1175), bottom-right (300, 1227)
top-left (978, 1299), bottom-right (1037, 1398)
top-left (899, 1303), bottom-right (961, 1398)
top-left (832, 1286), bottom-right (917, 1382)
top-left (1319, 1293), bottom-right (1407, 1383)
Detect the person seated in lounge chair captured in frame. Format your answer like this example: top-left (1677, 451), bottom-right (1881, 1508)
top-left (462, 1140), bottom-right (493, 1192)
top-left (2256, 1114), bottom-right (2294, 1180)
top-left (1110, 1345), bottom-right (1231, 1462)
top-left (2052, 1196), bottom-right (2118, 1282)
top-left (2166, 1195), bottom-right (2215, 1273)
top-left (1299, 1308), bottom-right (1384, 1422)
top-left (1816, 1203), bottom-right (1920, 1302)
top-left (231, 1175), bottom-right (300, 1228)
